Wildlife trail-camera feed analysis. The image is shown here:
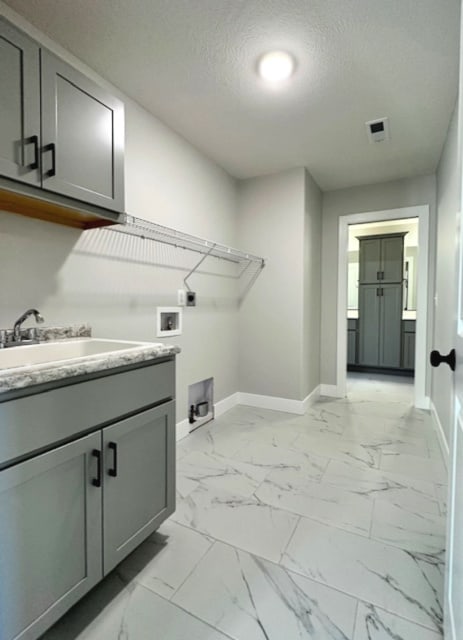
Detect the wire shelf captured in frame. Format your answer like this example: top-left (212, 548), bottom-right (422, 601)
top-left (107, 214), bottom-right (265, 267)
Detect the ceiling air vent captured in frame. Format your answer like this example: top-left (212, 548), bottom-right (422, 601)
top-left (365, 117), bottom-right (390, 143)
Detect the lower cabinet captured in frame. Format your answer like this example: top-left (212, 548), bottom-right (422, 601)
top-left (0, 400), bottom-right (175, 640)
top-left (402, 321), bottom-right (416, 370)
top-left (358, 284), bottom-right (402, 368)
top-left (348, 317), bottom-right (416, 372)
top-left (347, 319), bottom-right (358, 365)
top-left (0, 432), bottom-right (102, 640)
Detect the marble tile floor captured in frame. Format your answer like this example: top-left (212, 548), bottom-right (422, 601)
top-left (42, 373), bottom-right (448, 640)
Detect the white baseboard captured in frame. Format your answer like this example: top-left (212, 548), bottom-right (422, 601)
top-left (302, 385), bottom-right (321, 412)
top-left (176, 392), bottom-right (240, 441)
top-left (238, 389), bottom-right (319, 415)
top-left (176, 387), bottom-right (321, 439)
top-left (215, 392), bottom-right (240, 418)
top-left (176, 418), bottom-right (190, 442)
top-left (319, 384), bottom-right (345, 398)
top-left (415, 395), bottom-right (431, 410)
top-left (430, 400), bottom-right (449, 466)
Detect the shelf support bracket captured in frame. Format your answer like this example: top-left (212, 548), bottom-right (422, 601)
top-left (183, 243), bottom-right (217, 291)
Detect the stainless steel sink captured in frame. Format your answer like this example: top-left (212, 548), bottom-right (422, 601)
top-left (0, 339), bottom-right (153, 370)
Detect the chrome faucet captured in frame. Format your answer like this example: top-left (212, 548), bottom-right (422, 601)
top-left (13, 308), bottom-right (44, 342)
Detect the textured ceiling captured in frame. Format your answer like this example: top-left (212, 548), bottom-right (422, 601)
top-left (3, 0), bottom-right (460, 190)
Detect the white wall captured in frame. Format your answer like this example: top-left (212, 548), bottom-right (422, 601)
top-left (433, 103), bottom-right (459, 445)
top-left (321, 174), bottom-right (437, 389)
top-left (237, 168), bottom-right (304, 400)
top-left (302, 169), bottom-right (322, 398)
top-left (0, 2), bottom-right (240, 421)
top-left (237, 167), bottom-right (322, 402)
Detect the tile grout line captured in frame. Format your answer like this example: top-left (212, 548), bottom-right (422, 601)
top-left (167, 538), bottom-right (217, 602)
top-left (278, 514), bottom-right (301, 565)
top-left (351, 599), bottom-right (360, 639)
top-left (137, 582), bottom-right (236, 640)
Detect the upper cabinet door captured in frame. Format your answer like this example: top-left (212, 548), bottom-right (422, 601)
top-left (358, 237), bottom-right (381, 283)
top-left (381, 235), bottom-right (404, 282)
top-left (0, 19), bottom-right (41, 186)
top-left (40, 49), bottom-right (125, 212)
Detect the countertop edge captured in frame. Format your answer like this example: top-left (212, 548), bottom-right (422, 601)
top-left (0, 343), bottom-right (181, 397)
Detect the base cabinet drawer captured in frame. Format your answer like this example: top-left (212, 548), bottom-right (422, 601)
top-left (0, 432), bottom-right (102, 640)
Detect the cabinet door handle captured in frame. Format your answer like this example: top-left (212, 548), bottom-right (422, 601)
top-left (108, 442), bottom-right (118, 477)
top-left (43, 143), bottom-right (56, 177)
top-left (24, 135), bottom-right (39, 170)
top-left (91, 449), bottom-right (102, 487)
top-left (377, 271), bottom-right (381, 281)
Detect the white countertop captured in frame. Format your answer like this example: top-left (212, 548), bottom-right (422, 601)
top-left (347, 309), bottom-right (416, 320)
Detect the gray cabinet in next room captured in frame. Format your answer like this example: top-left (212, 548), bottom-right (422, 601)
top-left (355, 233), bottom-right (409, 372)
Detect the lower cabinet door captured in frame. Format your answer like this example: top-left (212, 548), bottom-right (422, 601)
top-left (0, 432), bottom-right (102, 640)
top-left (402, 331), bottom-right (416, 369)
top-left (358, 284), bottom-right (381, 366)
top-left (378, 284), bottom-right (402, 368)
top-left (102, 401), bottom-right (175, 574)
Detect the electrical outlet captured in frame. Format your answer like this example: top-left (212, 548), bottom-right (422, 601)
top-left (186, 291), bottom-right (196, 306)
top-left (177, 289), bottom-right (186, 306)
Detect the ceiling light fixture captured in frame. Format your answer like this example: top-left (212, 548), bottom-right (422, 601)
top-left (257, 51), bottom-right (295, 83)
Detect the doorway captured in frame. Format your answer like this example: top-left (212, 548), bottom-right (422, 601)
top-left (336, 205), bottom-right (430, 409)
top-left (347, 218), bottom-right (418, 375)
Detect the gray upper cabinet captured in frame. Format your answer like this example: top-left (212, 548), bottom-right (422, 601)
top-left (381, 235), bottom-right (404, 282)
top-left (0, 18), bottom-right (124, 215)
top-left (103, 401), bottom-right (176, 574)
top-left (40, 50), bottom-right (124, 212)
top-left (0, 19), bottom-right (40, 186)
top-left (358, 234), bottom-right (404, 283)
top-left (0, 431), bottom-right (102, 640)
top-left (358, 237), bottom-right (381, 284)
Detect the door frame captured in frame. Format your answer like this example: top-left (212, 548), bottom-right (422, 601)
top-left (336, 204), bottom-right (430, 408)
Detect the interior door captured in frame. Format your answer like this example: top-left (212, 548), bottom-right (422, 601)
top-left (447, 207), bottom-right (463, 638)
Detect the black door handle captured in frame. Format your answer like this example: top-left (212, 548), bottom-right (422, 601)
top-left (91, 449), bottom-right (102, 487)
top-left (430, 348), bottom-right (456, 372)
top-left (43, 142), bottom-right (56, 177)
top-left (25, 135), bottom-right (39, 170)
top-left (108, 442), bottom-right (118, 477)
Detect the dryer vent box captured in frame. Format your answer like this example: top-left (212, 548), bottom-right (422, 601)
top-left (365, 117), bottom-right (390, 143)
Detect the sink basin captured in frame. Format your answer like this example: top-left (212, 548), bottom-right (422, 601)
top-left (0, 339), bottom-right (153, 370)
